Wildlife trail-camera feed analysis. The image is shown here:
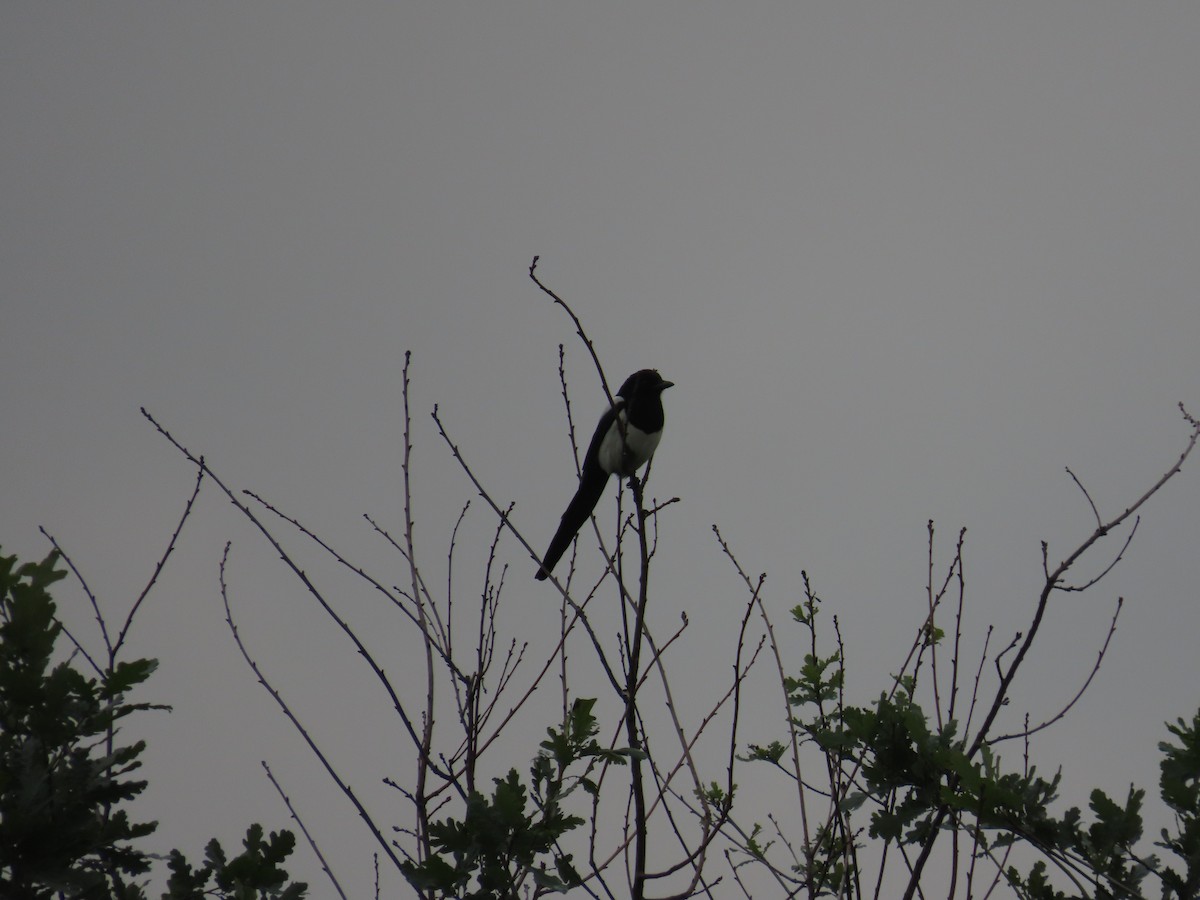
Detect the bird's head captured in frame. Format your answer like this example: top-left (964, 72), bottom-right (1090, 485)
top-left (617, 369), bottom-right (674, 399)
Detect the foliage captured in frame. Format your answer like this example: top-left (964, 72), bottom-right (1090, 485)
top-left (1154, 713), bottom-right (1200, 898)
top-left (738, 569), bottom-right (1200, 899)
top-left (0, 547), bottom-right (307, 899)
top-left (0, 549), bottom-right (157, 898)
top-left (164, 825), bottom-right (306, 900)
top-left (400, 698), bottom-right (630, 898)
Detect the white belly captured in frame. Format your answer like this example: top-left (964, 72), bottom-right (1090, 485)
top-left (598, 414), bottom-right (662, 476)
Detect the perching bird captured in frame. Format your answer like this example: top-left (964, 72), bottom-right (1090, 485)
top-left (535, 369), bottom-right (674, 581)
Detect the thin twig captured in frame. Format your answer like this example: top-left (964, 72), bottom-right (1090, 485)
top-left (141, 406), bottom-right (448, 783)
top-left (37, 533), bottom-right (104, 678)
top-left (261, 760), bottom-right (349, 900)
top-left (114, 461), bottom-right (205, 658)
top-left (218, 542), bottom-right (404, 873)
top-left (529, 256), bottom-right (617, 414)
top-left (962, 624), bottom-right (993, 741)
top-left (1065, 466), bottom-right (1103, 528)
top-left (402, 351), bottom-right (438, 859)
top-left (431, 404), bottom-right (624, 697)
top-left (39, 527), bottom-right (109, 657)
top-left (712, 526), bottom-right (816, 880)
top-left (991, 596), bottom-right (1124, 744)
top-left (947, 527), bottom-right (967, 728)
top-left (926, 520), bottom-right (943, 727)
top-left (1058, 518), bottom-right (1139, 592)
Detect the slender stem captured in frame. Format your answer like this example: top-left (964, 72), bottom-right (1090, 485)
top-left (401, 352), bottom-right (437, 865)
top-left (625, 475), bottom-right (652, 899)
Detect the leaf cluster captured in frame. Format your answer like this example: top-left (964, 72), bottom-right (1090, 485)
top-left (0, 547), bottom-right (307, 899)
top-left (0, 550), bottom-right (159, 897)
top-left (401, 697), bottom-right (631, 898)
top-left (778, 664), bottom-right (1200, 898)
top-left (1156, 712), bottom-right (1200, 897)
top-left (165, 826), bottom-right (306, 899)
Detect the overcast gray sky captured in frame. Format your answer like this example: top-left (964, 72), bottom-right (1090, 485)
top-left (4, 3), bottom-right (1199, 896)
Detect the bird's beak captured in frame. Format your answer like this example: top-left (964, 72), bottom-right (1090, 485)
top-left (660, 380), bottom-right (675, 391)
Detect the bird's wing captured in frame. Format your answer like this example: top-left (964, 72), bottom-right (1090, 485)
top-left (580, 400), bottom-right (622, 479)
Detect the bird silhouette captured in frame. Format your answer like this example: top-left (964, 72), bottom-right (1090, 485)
top-left (536, 369), bottom-right (673, 581)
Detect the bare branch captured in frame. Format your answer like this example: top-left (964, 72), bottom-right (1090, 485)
top-left (261, 760), bottom-right (349, 900)
top-left (141, 406), bottom-right (439, 780)
top-left (529, 255), bottom-right (617, 414)
top-left (114, 461), bottom-right (205, 658)
top-left (431, 403), bottom-right (624, 697)
top-left (1065, 466), bottom-right (1103, 528)
top-left (39, 526), bottom-right (109, 659)
top-left (973, 416), bottom-right (1200, 757)
top-left (218, 542), bottom-right (404, 874)
top-left (991, 596), bottom-right (1124, 744)
top-left (1057, 517), bottom-right (1138, 593)
top-left (402, 350), bottom-right (438, 858)
top-left (947, 527), bottom-right (968, 727)
top-left (245, 491), bottom-right (456, 667)
top-left (962, 624), bottom-right (994, 741)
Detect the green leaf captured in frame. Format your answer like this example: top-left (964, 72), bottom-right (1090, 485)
top-left (102, 658), bottom-right (160, 698)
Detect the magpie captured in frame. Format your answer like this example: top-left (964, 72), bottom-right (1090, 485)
top-left (535, 369), bottom-right (673, 581)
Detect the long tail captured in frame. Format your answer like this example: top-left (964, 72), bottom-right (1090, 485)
top-left (535, 468), bottom-right (609, 580)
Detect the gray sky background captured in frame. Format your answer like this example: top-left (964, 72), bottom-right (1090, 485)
top-left (4, 3), bottom-right (1199, 896)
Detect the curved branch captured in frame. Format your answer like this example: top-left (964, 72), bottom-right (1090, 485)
top-left (529, 255), bottom-right (617, 413)
top-left (991, 596), bottom-right (1123, 744)
top-left (218, 543), bottom-right (404, 874)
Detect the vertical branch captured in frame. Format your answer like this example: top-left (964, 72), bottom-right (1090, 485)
top-left (624, 475), bottom-right (653, 900)
top-left (946, 528), bottom-right (967, 728)
top-left (527, 261), bottom-right (668, 894)
top-left (712, 525), bottom-right (818, 884)
top-left (557, 346), bottom-right (575, 722)
top-left (401, 352), bottom-right (436, 865)
top-left (926, 520), bottom-right (943, 728)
